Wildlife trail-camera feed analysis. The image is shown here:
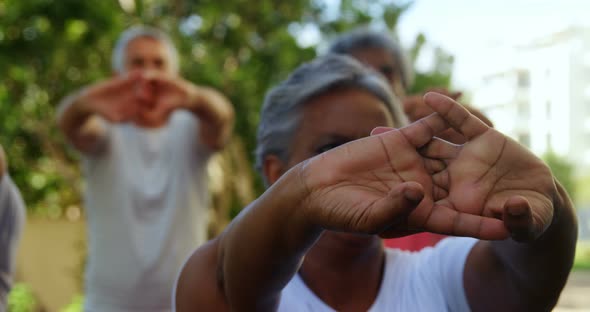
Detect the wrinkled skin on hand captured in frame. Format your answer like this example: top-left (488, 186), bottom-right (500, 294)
top-left (81, 71), bottom-right (199, 128)
top-left (403, 89), bottom-right (493, 144)
top-left (134, 72), bottom-right (199, 128)
top-left (417, 93), bottom-right (555, 242)
top-left (297, 92), bottom-right (555, 242)
top-left (78, 71), bottom-right (143, 124)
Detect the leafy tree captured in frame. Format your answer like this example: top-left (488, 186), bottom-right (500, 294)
top-left (0, 0), bottom-right (128, 217)
top-left (0, 0), bottom-right (319, 217)
top-left (7, 283), bottom-right (39, 312)
top-left (543, 150), bottom-right (576, 200)
top-left (407, 34), bottom-right (455, 94)
top-left (311, 0), bottom-right (453, 94)
top-left (0, 0), bottom-right (454, 220)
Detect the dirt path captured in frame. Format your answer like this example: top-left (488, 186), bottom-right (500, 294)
top-left (554, 270), bottom-right (590, 311)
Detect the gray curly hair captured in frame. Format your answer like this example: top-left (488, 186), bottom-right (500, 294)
top-left (111, 25), bottom-right (179, 73)
top-left (329, 28), bottom-right (414, 91)
top-left (255, 54), bottom-right (408, 185)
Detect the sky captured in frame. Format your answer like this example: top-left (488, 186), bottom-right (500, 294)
top-left (397, 0), bottom-right (590, 90)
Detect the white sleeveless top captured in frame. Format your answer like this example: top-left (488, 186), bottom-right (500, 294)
top-left (278, 237), bottom-right (477, 312)
top-left (83, 111), bottom-right (212, 312)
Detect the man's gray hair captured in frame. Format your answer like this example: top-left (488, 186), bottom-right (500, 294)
top-left (329, 28), bottom-right (414, 91)
top-left (111, 25), bottom-right (179, 73)
top-left (255, 54), bottom-right (408, 185)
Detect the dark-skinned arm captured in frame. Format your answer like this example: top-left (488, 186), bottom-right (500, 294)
top-left (176, 110), bottom-right (512, 311)
top-left (465, 181), bottom-right (577, 312)
top-left (418, 92), bottom-right (578, 312)
top-left (175, 165), bottom-right (324, 311)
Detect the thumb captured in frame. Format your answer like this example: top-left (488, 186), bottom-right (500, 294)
top-left (502, 196), bottom-right (536, 242)
top-left (450, 91), bottom-right (462, 100)
top-left (401, 183), bottom-right (425, 204)
top-left (366, 182), bottom-right (424, 233)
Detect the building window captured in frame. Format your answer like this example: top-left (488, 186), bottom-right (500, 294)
top-left (517, 71), bottom-right (529, 88)
top-left (517, 100), bottom-right (530, 116)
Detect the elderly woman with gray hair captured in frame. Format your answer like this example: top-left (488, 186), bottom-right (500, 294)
top-left (174, 54), bottom-right (576, 311)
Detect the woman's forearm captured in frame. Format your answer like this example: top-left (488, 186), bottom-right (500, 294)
top-left (220, 164), bottom-right (322, 310)
top-left (489, 180), bottom-right (577, 309)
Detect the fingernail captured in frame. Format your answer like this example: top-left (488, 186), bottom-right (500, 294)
top-left (403, 188), bottom-right (423, 203)
top-left (507, 204), bottom-right (527, 216)
top-left (370, 127), bottom-right (393, 136)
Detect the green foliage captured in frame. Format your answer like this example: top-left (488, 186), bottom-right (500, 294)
top-left (576, 175), bottom-right (590, 205)
top-left (0, 0), bottom-right (127, 216)
top-left (60, 295), bottom-right (83, 312)
top-left (0, 0), bottom-right (454, 215)
top-left (574, 242), bottom-right (590, 271)
top-left (0, 0), bottom-right (317, 213)
top-left (312, 0), bottom-right (453, 95)
top-left (406, 33), bottom-right (455, 94)
top-left (172, 1), bottom-right (319, 169)
top-left (7, 283), bottom-right (39, 312)
top-left (543, 150), bottom-right (576, 200)
top-left (407, 47), bottom-right (454, 94)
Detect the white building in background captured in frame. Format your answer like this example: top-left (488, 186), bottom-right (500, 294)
top-left (472, 27), bottom-right (590, 175)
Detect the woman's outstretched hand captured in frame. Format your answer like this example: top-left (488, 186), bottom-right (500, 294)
top-left (296, 99), bottom-right (512, 240)
top-left (416, 92), bottom-right (556, 241)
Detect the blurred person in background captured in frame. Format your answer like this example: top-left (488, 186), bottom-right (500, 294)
top-left (0, 144), bottom-right (26, 309)
top-left (329, 28), bottom-right (494, 142)
top-left (174, 55), bottom-right (577, 312)
top-left (329, 28), bottom-right (493, 251)
top-left (57, 25), bottom-right (234, 312)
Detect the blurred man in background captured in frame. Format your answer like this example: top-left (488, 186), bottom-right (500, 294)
top-left (58, 26), bottom-right (234, 311)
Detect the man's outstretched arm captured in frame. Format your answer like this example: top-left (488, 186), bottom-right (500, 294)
top-left (57, 74), bottom-right (140, 154)
top-left (58, 91), bottom-right (107, 154)
top-left (186, 85), bottom-right (235, 151)
top-left (148, 75), bottom-right (235, 151)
